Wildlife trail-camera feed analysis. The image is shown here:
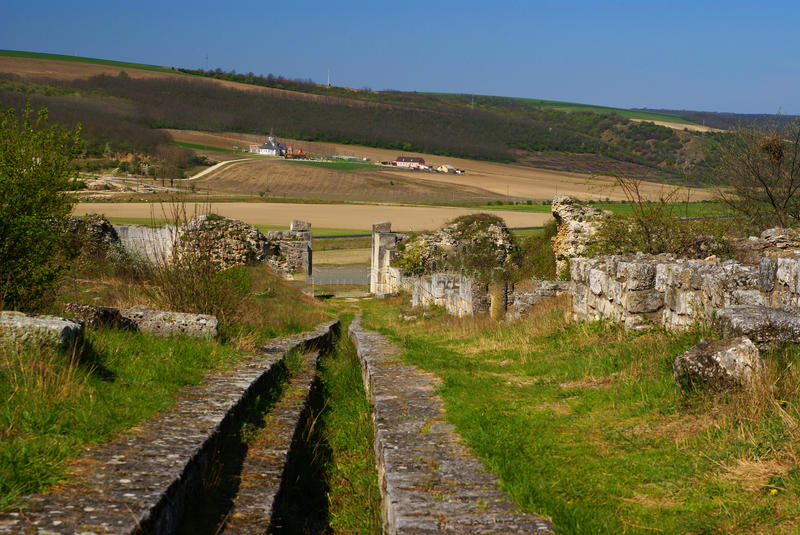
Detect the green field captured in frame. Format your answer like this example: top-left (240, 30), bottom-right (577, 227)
top-left (173, 141), bottom-right (241, 154)
top-left (478, 201), bottom-right (728, 218)
top-left (0, 49), bottom-right (179, 74)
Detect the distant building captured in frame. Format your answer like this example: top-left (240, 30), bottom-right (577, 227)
top-left (395, 156), bottom-right (425, 169)
top-left (250, 133), bottom-right (287, 156)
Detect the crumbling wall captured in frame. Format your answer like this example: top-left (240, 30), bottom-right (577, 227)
top-left (569, 251), bottom-right (800, 331)
top-left (551, 195), bottom-right (609, 277)
top-left (266, 220), bottom-right (313, 276)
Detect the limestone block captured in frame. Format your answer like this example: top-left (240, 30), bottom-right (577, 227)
top-left (607, 279), bottom-right (623, 303)
top-left (290, 219), bottom-right (311, 232)
top-left (624, 290), bottom-right (664, 314)
top-left (119, 307), bottom-right (218, 339)
top-left (64, 303), bottom-right (137, 330)
top-left (372, 221), bottom-right (392, 233)
top-left (776, 257), bottom-right (800, 292)
top-left (589, 268), bottom-right (607, 296)
top-left (619, 261), bottom-right (656, 290)
top-left (654, 263), bottom-right (671, 292)
top-left (0, 311), bottom-right (83, 349)
top-left (728, 290), bottom-right (767, 307)
top-left (713, 306), bottom-right (800, 347)
top-left (760, 256), bottom-right (776, 293)
top-left (673, 337), bottom-right (763, 390)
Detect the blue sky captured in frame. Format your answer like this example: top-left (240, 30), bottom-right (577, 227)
top-left (1, 0), bottom-right (798, 114)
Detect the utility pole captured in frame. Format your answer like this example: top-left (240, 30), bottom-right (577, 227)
top-left (205, 53), bottom-right (208, 70)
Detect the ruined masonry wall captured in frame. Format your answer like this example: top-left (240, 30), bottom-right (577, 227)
top-left (571, 252), bottom-right (800, 330)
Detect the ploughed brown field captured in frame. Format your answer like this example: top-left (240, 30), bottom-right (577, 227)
top-left (169, 130), bottom-right (715, 203)
top-left (73, 202), bottom-right (553, 232)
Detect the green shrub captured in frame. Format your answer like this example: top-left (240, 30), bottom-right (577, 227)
top-left (0, 103), bottom-right (81, 310)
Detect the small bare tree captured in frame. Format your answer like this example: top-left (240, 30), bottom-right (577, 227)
top-left (715, 119), bottom-right (800, 228)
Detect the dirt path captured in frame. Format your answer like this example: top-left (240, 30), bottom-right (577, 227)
top-left (74, 202), bottom-right (552, 232)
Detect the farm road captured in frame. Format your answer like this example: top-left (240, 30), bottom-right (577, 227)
top-left (73, 202), bottom-right (552, 231)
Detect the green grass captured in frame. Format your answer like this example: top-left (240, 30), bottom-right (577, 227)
top-left (172, 141), bottom-right (240, 154)
top-left (0, 332), bottom-right (241, 510)
top-left (360, 300), bottom-right (800, 534)
top-left (315, 315), bottom-right (382, 532)
top-left (0, 49), bottom-right (178, 74)
top-left (478, 201), bottom-right (729, 218)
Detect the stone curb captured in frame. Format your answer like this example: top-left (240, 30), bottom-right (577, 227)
top-left (0, 320), bottom-right (339, 535)
top-left (220, 351), bottom-right (320, 534)
top-left (349, 316), bottom-right (554, 534)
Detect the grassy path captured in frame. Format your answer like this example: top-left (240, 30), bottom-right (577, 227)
top-left (360, 298), bottom-right (800, 534)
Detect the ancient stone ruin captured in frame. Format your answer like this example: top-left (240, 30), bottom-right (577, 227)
top-left (82, 213), bottom-right (313, 277)
top-left (551, 194), bottom-right (609, 277)
top-left (370, 219), bottom-right (569, 318)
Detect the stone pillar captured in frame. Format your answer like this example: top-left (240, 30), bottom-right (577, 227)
top-left (371, 222), bottom-right (397, 295)
top-left (489, 283), bottom-right (508, 320)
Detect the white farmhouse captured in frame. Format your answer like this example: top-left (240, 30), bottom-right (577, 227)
top-left (249, 133), bottom-right (287, 156)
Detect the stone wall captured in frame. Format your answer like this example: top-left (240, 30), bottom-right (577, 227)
top-left (370, 222), bottom-right (567, 318)
top-left (113, 218), bottom-right (312, 277)
top-left (114, 224), bottom-right (177, 264)
top-left (570, 251), bottom-right (800, 331)
top-left (551, 195), bottom-right (609, 277)
top-left (266, 220), bottom-right (313, 277)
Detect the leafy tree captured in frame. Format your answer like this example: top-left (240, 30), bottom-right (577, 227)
top-left (0, 103), bottom-right (82, 310)
top-left (715, 119), bottom-right (800, 227)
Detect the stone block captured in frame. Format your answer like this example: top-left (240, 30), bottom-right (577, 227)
top-left (372, 221), bottom-right (392, 233)
top-left (290, 219), bottom-right (311, 232)
top-left (624, 290), bottom-right (664, 314)
top-left (714, 306), bottom-right (800, 347)
top-left (119, 307), bottom-right (218, 339)
top-left (0, 311), bottom-right (83, 349)
top-left (64, 303), bottom-right (137, 330)
top-left (673, 337), bottom-right (763, 390)
top-left (776, 257), bottom-right (800, 292)
top-left (589, 268), bottom-right (607, 296)
top-left (619, 261), bottom-right (656, 290)
top-left (760, 256), bottom-right (776, 293)
top-left (728, 290), bottom-right (767, 307)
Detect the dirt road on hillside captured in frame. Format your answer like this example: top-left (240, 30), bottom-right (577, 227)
top-left (74, 202), bottom-right (552, 231)
top-left (168, 130), bottom-right (715, 203)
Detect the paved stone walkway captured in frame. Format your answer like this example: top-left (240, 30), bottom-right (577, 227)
top-left (349, 316), bottom-right (554, 534)
top-left (0, 321), bottom-right (337, 535)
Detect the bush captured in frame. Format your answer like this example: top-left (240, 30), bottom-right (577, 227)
top-left (0, 103), bottom-right (81, 310)
top-left (715, 119), bottom-right (800, 228)
top-left (516, 221), bottom-right (558, 280)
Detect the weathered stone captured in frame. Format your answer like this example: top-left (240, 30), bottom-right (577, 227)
top-left (551, 195), bottom-right (609, 276)
top-left (760, 256), bottom-right (776, 292)
top-left (714, 306), bottom-right (800, 347)
top-left (0, 311), bottom-right (83, 349)
top-left (624, 290), bottom-right (664, 314)
top-left (673, 337), bottom-right (763, 390)
top-left (372, 221), bottom-right (392, 233)
top-left (114, 223), bottom-right (177, 264)
top-left (119, 307), bottom-right (218, 339)
top-left (175, 215), bottom-right (277, 270)
top-left (0, 321), bottom-right (338, 535)
top-left (289, 219), bottom-right (311, 232)
top-left (64, 303), bottom-right (136, 330)
top-left (619, 261), bottom-right (656, 290)
top-left (349, 317), bottom-right (553, 534)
